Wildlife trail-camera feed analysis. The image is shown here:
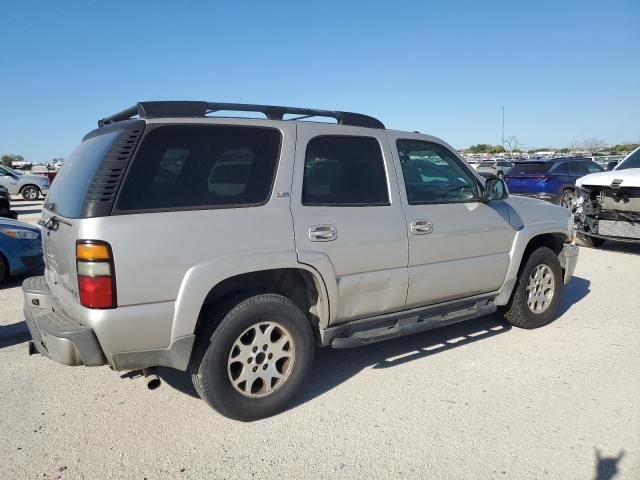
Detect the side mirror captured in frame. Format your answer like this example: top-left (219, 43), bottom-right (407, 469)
top-left (483, 177), bottom-right (509, 201)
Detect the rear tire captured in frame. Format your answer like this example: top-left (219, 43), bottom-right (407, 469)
top-left (21, 186), bottom-right (39, 201)
top-left (501, 247), bottom-right (563, 329)
top-left (575, 233), bottom-right (605, 248)
top-left (189, 294), bottom-right (314, 421)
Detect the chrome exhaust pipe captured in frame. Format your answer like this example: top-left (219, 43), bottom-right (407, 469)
top-left (142, 367), bottom-right (161, 390)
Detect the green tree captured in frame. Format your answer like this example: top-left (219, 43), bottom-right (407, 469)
top-left (1, 154), bottom-right (24, 167)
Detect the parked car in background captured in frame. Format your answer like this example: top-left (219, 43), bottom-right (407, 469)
top-left (606, 160), bottom-right (619, 171)
top-left (476, 160), bottom-right (514, 179)
top-left (31, 165), bottom-right (58, 184)
top-left (0, 164), bottom-right (50, 200)
top-left (0, 185), bottom-right (17, 219)
top-left (23, 100), bottom-right (578, 421)
top-left (504, 157), bottom-right (603, 207)
top-left (574, 146), bottom-right (640, 247)
top-left (0, 217), bottom-right (43, 283)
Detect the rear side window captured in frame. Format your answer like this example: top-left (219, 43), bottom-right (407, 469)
top-left (302, 136), bottom-right (389, 206)
top-left (44, 130), bottom-right (121, 218)
top-left (511, 162), bottom-right (550, 174)
top-left (116, 125), bottom-right (281, 211)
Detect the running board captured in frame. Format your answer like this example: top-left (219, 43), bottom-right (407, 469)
top-left (324, 297), bottom-right (497, 349)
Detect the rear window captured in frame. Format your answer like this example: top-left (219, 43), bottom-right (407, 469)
top-left (44, 130), bottom-right (121, 218)
top-left (510, 162), bottom-right (550, 175)
top-left (479, 161), bottom-right (495, 167)
top-left (116, 125), bottom-right (281, 212)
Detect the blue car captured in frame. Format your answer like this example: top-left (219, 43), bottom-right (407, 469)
top-left (0, 218), bottom-right (43, 283)
top-left (504, 157), bottom-right (604, 207)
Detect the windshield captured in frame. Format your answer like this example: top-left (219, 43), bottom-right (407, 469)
top-left (44, 130), bottom-right (120, 217)
top-left (510, 162), bottom-right (550, 174)
top-left (615, 147), bottom-right (640, 170)
top-left (0, 165), bottom-right (22, 176)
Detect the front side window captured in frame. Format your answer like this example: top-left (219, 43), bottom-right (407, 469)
top-left (302, 136), bottom-right (389, 206)
top-left (116, 125), bottom-right (281, 211)
top-left (397, 140), bottom-right (479, 204)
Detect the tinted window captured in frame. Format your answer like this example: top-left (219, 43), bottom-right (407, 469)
top-left (511, 162), bottom-right (550, 174)
top-left (116, 125), bottom-right (281, 211)
top-left (302, 136), bottom-right (389, 206)
top-left (44, 130), bottom-right (121, 218)
top-left (617, 148), bottom-right (640, 170)
top-left (587, 162), bottom-right (604, 173)
top-left (397, 140), bottom-right (479, 204)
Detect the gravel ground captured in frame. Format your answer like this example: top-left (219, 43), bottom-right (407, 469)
top-left (1, 244), bottom-right (638, 479)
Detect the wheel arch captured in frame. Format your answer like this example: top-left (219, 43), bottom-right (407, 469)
top-left (170, 254), bottom-right (331, 346)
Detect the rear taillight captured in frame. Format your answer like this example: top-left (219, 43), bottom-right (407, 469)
top-left (76, 241), bottom-right (116, 309)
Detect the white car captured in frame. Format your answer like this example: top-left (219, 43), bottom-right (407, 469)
top-left (574, 146), bottom-right (640, 246)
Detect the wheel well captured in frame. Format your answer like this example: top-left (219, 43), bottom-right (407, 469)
top-left (0, 251), bottom-right (8, 282)
top-left (195, 268), bottom-right (323, 339)
top-left (19, 184), bottom-right (39, 193)
top-left (521, 233), bottom-right (565, 272)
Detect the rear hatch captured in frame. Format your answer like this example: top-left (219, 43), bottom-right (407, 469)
top-left (504, 162), bottom-right (551, 193)
top-left (40, 123), bottom-right (143, 311)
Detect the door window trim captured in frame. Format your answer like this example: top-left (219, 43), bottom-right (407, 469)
top-left (301, 134), bottom-right (391, 207)
top-left (396, 139), bottom-right (483, 205)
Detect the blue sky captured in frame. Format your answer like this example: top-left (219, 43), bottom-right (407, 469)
top-left (1, 0), bottom-right (638, 162)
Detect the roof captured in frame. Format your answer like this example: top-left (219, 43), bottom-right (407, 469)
top-left (98, 101), bottom-right (385, 130)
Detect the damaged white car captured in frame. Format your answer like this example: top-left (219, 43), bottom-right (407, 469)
top-left (574, 146), bottom-right (640, 247)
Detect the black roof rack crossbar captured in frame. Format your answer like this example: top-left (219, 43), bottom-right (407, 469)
top-left (98, 101), bottom-right (385, 129)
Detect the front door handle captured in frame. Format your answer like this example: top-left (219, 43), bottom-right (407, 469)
top-left (309, 224), bottom-right (337, 242)
top-left (410, 220), bottom-right (433, 235)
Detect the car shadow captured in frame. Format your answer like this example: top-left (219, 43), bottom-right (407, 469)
top-left (0, 269), bottom-right (43, 291)
top-left (0, 321), bottom-right (30, 349)
top-left (159, 276), bottom-right (591, 407)
top-left (594, 448), bottom-right (625, 480)
top-left (597, 241), bottom-right (640, 256)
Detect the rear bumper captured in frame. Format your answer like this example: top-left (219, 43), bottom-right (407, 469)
top-left (23, 276), bottom-right (106, 366)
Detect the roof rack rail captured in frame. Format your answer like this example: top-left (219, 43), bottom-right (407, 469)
top-left (98, 101), bottom-right (385, 129)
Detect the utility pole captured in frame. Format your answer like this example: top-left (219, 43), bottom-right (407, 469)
top-left (501, 106), bottom-right (505, 147)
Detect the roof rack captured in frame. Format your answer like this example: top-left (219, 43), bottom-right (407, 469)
top-left (98, 101), bottom-right (385, 129)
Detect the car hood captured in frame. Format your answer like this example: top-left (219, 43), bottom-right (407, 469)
top-left (0, 217), bottom-right (40, 233)
top-left (504, 194), bottom-right (572, 238)
top-left (576, 168), bottom-right (640, 188)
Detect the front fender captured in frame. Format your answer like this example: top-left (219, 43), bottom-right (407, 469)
top-left (169, 251), bottom-right (333, 343)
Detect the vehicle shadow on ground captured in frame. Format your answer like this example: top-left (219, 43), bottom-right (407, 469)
top-left (0, 321), bottom-right (30, 349)
top-left (598, 241), bottom-right (640, 256)
top-left (160, 276), bottom-right (591, 406)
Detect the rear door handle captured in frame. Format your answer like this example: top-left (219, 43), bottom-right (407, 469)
top-left (410, 220), bottom-right (433, 235)
top-left (309, 224), bottom-right (337, 242)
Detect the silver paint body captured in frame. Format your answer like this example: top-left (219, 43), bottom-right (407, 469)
top-left (32, 117), bottom-right (577, 369)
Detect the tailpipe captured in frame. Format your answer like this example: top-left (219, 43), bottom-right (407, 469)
top-left (142, 367), bottom-right (161, 390)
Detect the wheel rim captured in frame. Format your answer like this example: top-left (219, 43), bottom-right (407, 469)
top-left (526, 264), bottom-right (555, 313)
top-left (227, 321), bottom-right (295, 398)
top-left (560, 190), bottom-right (574, 208)
top-left (24, 188), bottom-right (36, 200)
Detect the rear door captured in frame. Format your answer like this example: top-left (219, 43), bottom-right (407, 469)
top-left (388, 132), bottom-right (511, 307)
top-left (291, 123), bottom-right (408, 323)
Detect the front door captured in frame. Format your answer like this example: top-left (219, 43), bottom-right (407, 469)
top-left (291, 123), bottom-right (408, 323)
top-left (387, 133), bottom-right (511, 307)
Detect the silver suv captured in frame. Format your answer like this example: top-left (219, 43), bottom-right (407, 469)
top-left (23, 101), bottom-right (578, 421)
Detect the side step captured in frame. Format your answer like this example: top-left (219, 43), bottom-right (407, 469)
top-left (328, 299), bottom-right (497, 349)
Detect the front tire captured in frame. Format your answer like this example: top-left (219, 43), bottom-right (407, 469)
top-left (21, 185), bottom-right (39, 201)
top-left (0, 253), bottom-right (8, 284)
top-left (190, 294), bottom-right (314, 421)
top-left (501, 247), bottom-right (563, 329)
